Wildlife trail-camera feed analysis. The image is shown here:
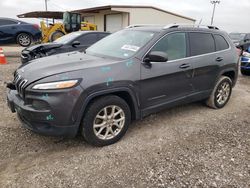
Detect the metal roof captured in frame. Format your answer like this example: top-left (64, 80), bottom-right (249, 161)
top-left (17, 5), bottom-right (196, 22)
top-left (17, 11), bottom-right (65, 19)
top-left (73, 5), bottom-right (196, 21)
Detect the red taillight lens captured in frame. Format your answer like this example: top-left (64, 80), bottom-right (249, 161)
top-left (33, 24), bottom-right (40, 30)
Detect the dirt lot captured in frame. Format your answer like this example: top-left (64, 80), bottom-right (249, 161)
top-left (0, 58), bottom-right (249, 187)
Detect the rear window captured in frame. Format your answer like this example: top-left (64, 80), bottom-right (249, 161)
top-left (0, 19), bottom-right (17, 26)
top-left (189, 32), bottom-right (215, 56)
top-left (78, 33), bottom-right (98, 45)
top-left (214, 34), bottom-right (229, 51)
top-left (244, 34), bottom-right (250, 40)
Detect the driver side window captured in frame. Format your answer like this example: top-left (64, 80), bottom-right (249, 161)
top-left (151, 32), bottom-right (187, 61)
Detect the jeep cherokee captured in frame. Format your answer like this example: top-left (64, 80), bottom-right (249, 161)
top-left (7, 24), bottom-right (239, 146)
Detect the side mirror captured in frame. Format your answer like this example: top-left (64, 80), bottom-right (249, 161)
top-left (72, 41), bottom-right (80, 48)
top-left (145, 51), bottom-right (168, 62)
top-left (143, 51), bottom-right (168, 68)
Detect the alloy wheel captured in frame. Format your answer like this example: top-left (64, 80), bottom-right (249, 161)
top-left (93, 105), bottom-right (125, 140)
top-left (216, 82), bottom-right (230, 105)
top-left (18, 34), bottom-right (31, 46)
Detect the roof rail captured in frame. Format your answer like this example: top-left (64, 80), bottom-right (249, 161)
top-left (164, 23), bottom-right (219, 30)
top-left (126, 24), bottom-right (164, 29)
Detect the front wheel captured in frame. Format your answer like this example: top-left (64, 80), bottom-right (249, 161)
top-left (206, 76), bottom-right (232, 109)
top-left (81, 95), bottom-right (131, 146)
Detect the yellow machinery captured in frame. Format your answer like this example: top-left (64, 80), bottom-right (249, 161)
top-left (18, 11), bottom-right (97, 43)
top-left (40, 12), bottom-right (97, 43)
top-left (40, 21), bottom-right (65, 43)
top-left (81, 22), bottom-right (97, 31)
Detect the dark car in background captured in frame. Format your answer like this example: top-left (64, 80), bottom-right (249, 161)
top-left (0, 17), bottom-right (41, 47)
top-left (21, 31), bottom-right (110, 64)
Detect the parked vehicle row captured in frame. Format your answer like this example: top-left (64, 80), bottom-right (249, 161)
top-left (7, 24), bottom-right (239, 146)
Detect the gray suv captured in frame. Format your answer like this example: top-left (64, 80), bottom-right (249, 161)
top-left (7, 24), bottom-right (239, 146)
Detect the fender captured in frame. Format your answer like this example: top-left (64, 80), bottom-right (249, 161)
top-left (74, 85), bottom-right (141, 128)
top-left (217, 66), bottom-right (238, 87)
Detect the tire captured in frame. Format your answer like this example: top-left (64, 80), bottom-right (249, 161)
top-left (241, 69), bottom-right (250, 76)
top-left (206, 76), bottom-right (232, 109)
top-left (81, 95), bottom-right (131, 146)
top-left (49, 30), bottom-right (65, 42)
top-left (16, 33), bottom-right (32, 47)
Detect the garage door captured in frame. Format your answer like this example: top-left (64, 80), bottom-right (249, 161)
top-left (105, 14), bottom-right (123, 33)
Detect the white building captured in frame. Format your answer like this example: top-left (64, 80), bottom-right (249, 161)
top-left (75, 5), bottom-right (196, 32)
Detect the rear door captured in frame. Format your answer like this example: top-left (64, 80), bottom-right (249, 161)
top-left (187, 32), bottom-right (219, 92)
top-left (140, 32), bottom-right (194, 111)
top-left (68, 33), bottom-right (99, 52)
top-left (98, 33), bottom-right (110, 40)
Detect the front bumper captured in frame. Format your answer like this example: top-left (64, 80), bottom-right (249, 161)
top-left (7, 89), bottom-right (79, 137)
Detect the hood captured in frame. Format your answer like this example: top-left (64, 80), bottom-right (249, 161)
top-left (23, 43), bottom-right (63, 52)
top-left (17, 51), bottom-right (119, 83)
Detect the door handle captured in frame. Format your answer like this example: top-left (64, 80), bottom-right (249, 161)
top-left (216, 57), bottom-right (223, 62)
top-left (179, 63), bottom-right (190, 69)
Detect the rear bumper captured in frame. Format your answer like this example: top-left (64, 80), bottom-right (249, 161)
top-left (32, 32), bottom-right (42, 41)
top-left (7, 89), bottom-right (79, 137)
top-left (241, 56), bottom-right (250, 70)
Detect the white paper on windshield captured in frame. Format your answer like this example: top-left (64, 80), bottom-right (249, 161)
top-left (121, 45), bottom-right (140, 52)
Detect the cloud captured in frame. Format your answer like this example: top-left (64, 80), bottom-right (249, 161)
top-left (0, 0), bottom-right (249, 33)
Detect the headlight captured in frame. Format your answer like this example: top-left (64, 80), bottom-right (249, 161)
top-left (32, 80), bottom-right (79, 90)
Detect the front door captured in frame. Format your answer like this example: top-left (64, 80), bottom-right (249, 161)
top-left (140, 32), bottom-right (194, 113)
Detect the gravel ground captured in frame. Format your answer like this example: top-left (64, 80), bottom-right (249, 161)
top-left (0, 58), bottom-right (249, 187)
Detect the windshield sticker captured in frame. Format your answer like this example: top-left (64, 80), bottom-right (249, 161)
top-left (106, 77), bottom-right (114, 86)
top-left (101, 66), bottom-right (111, 72)
top-left (121, 45), bottom-right (140, 52)
top-left (126, 60), bottom-right (134, 68)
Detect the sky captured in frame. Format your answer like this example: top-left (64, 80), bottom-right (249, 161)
top-left (0, 0), bottom-right (249, 33)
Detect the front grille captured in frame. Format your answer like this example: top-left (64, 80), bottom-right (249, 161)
top-left (13, 72), bottom-right (28, 98)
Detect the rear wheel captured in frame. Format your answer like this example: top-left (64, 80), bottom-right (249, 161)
top-left (49, 30), bottom-right (65, 42)
top-left (206, 76), bottom-right (232, 109)
top-left (81, 95), bottom-right (131, 146)
top-left (16, 33), bottom-right (32, 47)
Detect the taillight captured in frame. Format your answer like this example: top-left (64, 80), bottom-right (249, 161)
top-left (33, 24), bottom-right (40, 30)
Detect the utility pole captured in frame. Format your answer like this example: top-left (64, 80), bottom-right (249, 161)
top-left (210, 0), bottom-right (220, 25)
top-left (45, 0), bottom-right (48, 11)
top-left (45, 0), bottom-right (48, 26)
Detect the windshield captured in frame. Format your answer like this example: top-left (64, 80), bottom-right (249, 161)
top-left (54, 32), bottom-right (82, 44)
top-left (229, 33), bottom-right (245, 41)
top-left (86, 30), bottom-right (156, 59)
